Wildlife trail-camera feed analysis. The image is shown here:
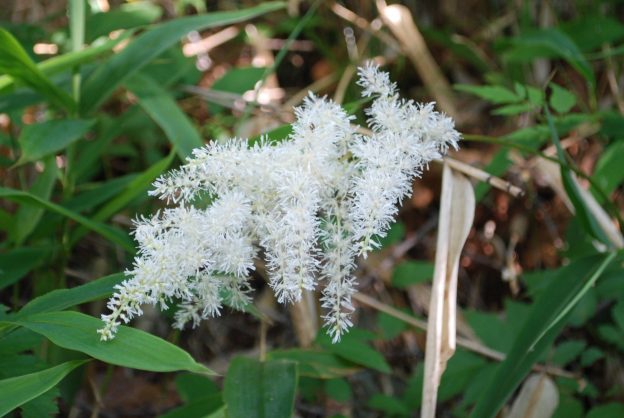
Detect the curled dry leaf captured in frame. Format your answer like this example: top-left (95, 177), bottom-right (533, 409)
top-left (421, 164), bottom-right (475, 418)
top-left (506, 374), bottom-right (559, 418)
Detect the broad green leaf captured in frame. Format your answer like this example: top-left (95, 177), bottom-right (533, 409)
top-left (17, 273), bottom-right (124, 317)
top-left (316, 329), bottom-right (391, 373)
top-left (224, 356), bottom-right (297, 418)
top-left (126, 74), bottom-right (203, 159)
top-left (268, 349), bottom-right (358, 379)
top-left (549, 83), bottom-right (576, 114)
top-left (0, 360), bottom-right (87, 417)
top-left (17, 119), bottom-right (95, 165)
top-left (20, 387), bottom-right (59, 418)
top-left (492, 102), bottom-right (537, 116)
top-left (594, 141), bottom-right (624, 199)
top-left (504, 28), bottom-right (595, 86)
top-left (580, 347), bottom-right (604, 367)
top-left (14, 156), bottom-right (58, 244)
top-left (552, 396), bottom-right (583, 418)
top-left (391, 260), bottom-right (434, 288)
top-left (0, 247), bottom-right (49, 290)
top-left (470, 253), bottom-right (615, 418)
top-left (587, 403), bottom-right (624, 418)
top-left (368, 394), bottom-right (410, 416)
top-left (0, 187), bottom-right (134, 252)
top-left (175, 373), bottom-right (220, 402)
top-left (159, 395), bottom-right (223, 418)
top-left (454, 84), bottom-right (520, 104)
top-left (561, 16), bottom-right (624, 51)
top-left (7, 311), bottom-right (214, 374)
top-left (552, 340), bottom-right (586, 366)
top-left (80, 2), bottom-right (285, 113)
top-left (86, 1), bottom-right (162, 43)
top-left (324, 378), bottom-right (351, 402)
top-left (0, 29), bottom-right (75, 111)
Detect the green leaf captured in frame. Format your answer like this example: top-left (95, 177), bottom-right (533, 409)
top-left (391, 261), bottom-right (434, 288)
top-left (0, 186), bottom-right (134, 253)
top-left (0, 29), bottom-right (75, 111)
top-left (13, 157), bottom-right (58, 243)
top-left (268, 349), bottom-right (358, 379)
top-left (175, 373), bottom-right (220, 402)
top-left (0, 360), bottom-right (86, 417)
top-left (6, 311), bottom-right (214, 374)
top-left (0, 247), bottom-right (49, 290)
top-left (505, 28), bottom-right (595, 86)
top-left (545, 107), bottom-right (611, 246)
top-left (470, 253), bottom-right (615, 418)
top-left (580, 347), bottom-right (604, 367)
top-left (17, 273), bottom-right (124, 317)
top-left (368, 394), bottom-right (410, 416)
top-left (587, 403), bottom-right (624, 418)
top-left (549, 83), bottom-right (576, 114)
top-left (80, 2), bottom-right (285, 113)
top-left (324, 378), bottom-right (351, 402)
top-left (454, 84), bottom-right (521, 104)
top-left (0, 32), bottom-right (131, 92)
top-left (316, 329), bottom-right (391, 373)
top-left (552, 340), bottom-right (586, 366)
top-left (20, 387), bottom-right (59, 418)
top-left (86, 1), bottom-right (162, 43)
top-left (159, 394), bottom-right (223, 418)
top-left (17, 119), bottom-right (95, 165)
top-left (224, 356), bottom-right (297, 418)
top-left (552, 396), bottom-right (583, 418)
top-left (126, 74), bottom-right (203, 159)
top-left (594, 141), bottom-right (624, 199)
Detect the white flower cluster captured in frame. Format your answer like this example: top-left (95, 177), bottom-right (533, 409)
top-left (98, 64), bottom-right (460, 342)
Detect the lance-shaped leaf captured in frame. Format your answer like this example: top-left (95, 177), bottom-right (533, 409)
top-left (81, 2), bottom-right (285, 113)
top-left (0, 360), bottom-right (87, 417)
top-left (6, 311), bottom-right (215, 374)
top-left (421, 164), bottom-right (475, 418)
top-left (0, 29), bottom-right (75, 111)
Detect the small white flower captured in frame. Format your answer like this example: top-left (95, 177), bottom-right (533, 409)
top-left (99, 64), bottom-right (460, 342)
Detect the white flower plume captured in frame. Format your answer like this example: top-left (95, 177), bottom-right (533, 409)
top-left (98, 64), bottom-right (460, 343)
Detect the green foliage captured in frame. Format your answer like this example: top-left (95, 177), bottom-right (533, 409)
top-left (0, 360), bottom-right (86, 416)
top-left (1, 0), bottom-right (624, 416)
top-left (224, 357), bottom-right (298, 418)
top-left (5, 311), bottom-right (215, 374)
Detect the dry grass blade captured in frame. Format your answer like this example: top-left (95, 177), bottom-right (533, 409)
top-left (422, 164), bottom-right (475, 418)
top-left (533, 158), bottom-right (624, 249)
top-left (376, 1), bottom-right (459, 120)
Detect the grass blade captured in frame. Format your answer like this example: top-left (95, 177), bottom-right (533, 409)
top-left (80, 2), bottom-right (285, 113)
top-left (470, 252), bottom-right (617, 418)
top-left (0, 29), bottom-right (75, 111)
top-left (126, 74), bottom-right (203, 159)
top-left (0, 187), bottom-right (134, 252)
